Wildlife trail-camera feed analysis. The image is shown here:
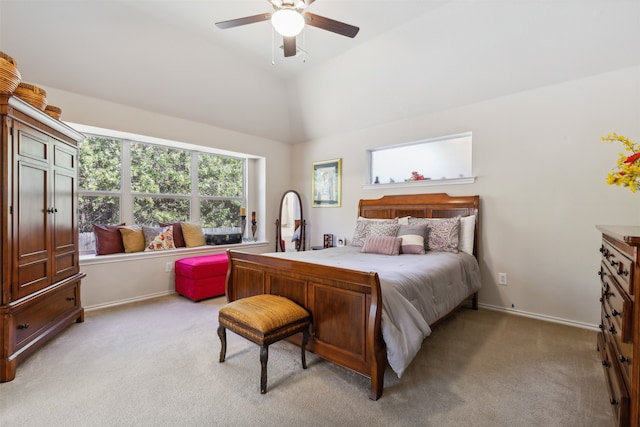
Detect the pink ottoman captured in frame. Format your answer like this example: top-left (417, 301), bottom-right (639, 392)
top-left (175, 254), bottom-right (228, 301)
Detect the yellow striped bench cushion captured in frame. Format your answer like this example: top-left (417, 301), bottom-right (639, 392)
top-left (219, 294), bottom-right (309, 334)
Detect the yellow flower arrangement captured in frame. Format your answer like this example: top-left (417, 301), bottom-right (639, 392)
top-left (602, 133), bottom-right (640, 193)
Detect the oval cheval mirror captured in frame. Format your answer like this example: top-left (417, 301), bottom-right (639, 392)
top-left (275, 190), bottom-right (305, 252)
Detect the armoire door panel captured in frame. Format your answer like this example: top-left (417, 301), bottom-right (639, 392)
top-left (16, 161), bottom-right (50, 262)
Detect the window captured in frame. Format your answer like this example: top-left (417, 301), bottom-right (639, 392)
top-left (368, 132), bottom-right (473, 186)
top-left (78, 131), bottom-right (247, 254)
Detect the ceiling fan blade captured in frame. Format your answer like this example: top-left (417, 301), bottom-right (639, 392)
top-left (283, 36), bottom-right (297, 57)
top-left (215, 13), bottom-right (272, 30)
top-left (303, 12), bottom-right (359, 38)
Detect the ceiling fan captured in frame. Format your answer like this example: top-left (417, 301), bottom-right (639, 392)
top-left (215, 0), bottom-right (359, 58)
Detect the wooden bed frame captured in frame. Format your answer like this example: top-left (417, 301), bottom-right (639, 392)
top-left (225, 193), bottom-right (480, 400)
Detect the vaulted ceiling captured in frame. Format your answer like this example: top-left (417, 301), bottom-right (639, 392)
top-left (1, 1), bottom-right (638, 144)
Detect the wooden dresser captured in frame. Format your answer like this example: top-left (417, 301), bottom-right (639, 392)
top-left (0, 94), bottom-right (85, 382)
top-left (597, 225), bottom-right (640, 426)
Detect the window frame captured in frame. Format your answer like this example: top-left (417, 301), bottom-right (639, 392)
top-left (73, 123), bottom-right (254, 255)
top-left (365, 132), bottom-right (475, 190)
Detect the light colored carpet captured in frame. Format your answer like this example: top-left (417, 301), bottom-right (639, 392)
top-left (0, 295), bottom-right (612, 426)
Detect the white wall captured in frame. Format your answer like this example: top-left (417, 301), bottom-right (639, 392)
top-left (44, 88), bottom-right (291, 309)
top-left (292, 67), bottom-right (640, 327)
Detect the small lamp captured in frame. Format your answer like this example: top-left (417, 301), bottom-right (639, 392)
top-left (271, 8), bottom-right (305, 37)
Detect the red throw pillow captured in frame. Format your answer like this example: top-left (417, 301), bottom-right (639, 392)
top-left (160, 221), bottom-right (186, 248)
top-left (93, 223), bottom-right (126, 255)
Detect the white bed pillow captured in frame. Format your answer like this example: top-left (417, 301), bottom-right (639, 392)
top-left (458, 215), bottom-right (476, 255)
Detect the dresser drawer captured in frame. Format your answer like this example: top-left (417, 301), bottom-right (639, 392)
top-left (12, 282), bottom-right (80, 350)
top-left (601, 238), bottom-right (635, 296)
top-left (600, 339), bottom-right (630, 427)
top-left (600, 265), bottom-right (633, 343)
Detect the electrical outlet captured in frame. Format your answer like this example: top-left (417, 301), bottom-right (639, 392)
top-left (165, 262), bottom-right (173, 273)
top-left (498, 272), bottom-right (507, 285)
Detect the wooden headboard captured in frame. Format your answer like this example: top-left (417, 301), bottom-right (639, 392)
top-left (358, 193), bottom-right (480, 257)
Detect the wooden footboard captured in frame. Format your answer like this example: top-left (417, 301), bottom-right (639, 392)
top-left (225, 250), bottom-right (387, 400)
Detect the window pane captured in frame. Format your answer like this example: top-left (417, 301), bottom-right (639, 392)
top-left (131, 143), bottom-right (191, 194)
top-left (78, 195), bottom-right (120, 254)
top-left (370, 133), bottom-right (472, 184)
top-left (79, 136), bottom-right (121, 191)
top-left (198, 153), bottom-right (244, 197)
top-left (200, 199), bottom-right (241, 229)
top-left (133, 197), bottom-right (190, 225)
top-left (78, 195), bottom-right (121, 232)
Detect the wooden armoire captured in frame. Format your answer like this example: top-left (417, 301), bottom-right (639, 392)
top-left (0, 94), bottom-right (85, 382)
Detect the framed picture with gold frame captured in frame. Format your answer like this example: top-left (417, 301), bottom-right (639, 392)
top-left (312, 158), bottom-right (342, 207)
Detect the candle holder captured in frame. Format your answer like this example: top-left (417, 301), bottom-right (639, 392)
top-left (240, 215), bottom-right (248, 242)
top-left (251, 220), bottom-right (257, 241)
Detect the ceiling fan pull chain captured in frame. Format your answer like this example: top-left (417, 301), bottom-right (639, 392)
top-left (302, 28), bottom-right (306, 63)
top-left (271, 26), bottom-right (276, 65)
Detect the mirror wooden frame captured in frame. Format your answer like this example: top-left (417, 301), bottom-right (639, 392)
top-left (275, 190), bottom-right (306, 252)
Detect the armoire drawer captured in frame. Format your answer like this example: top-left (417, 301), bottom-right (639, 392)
top-left (12, 282), bottom-right (80, 350)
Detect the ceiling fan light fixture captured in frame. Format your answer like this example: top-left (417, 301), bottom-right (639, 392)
top-left (271, 8), bottom-right (305, 37)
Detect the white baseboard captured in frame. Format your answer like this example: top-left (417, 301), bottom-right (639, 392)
top-left (479, 303), bottom-right (599, 331)
top-left (84, 290), bottom-right (176, 312)
top-left (85, 294), bottom-right (600, 332)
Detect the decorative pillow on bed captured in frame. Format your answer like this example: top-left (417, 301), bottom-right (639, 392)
top-left (426, 217), bottom-right (461, 253)
top-left (361, 235), bottom-right (402, 255)
top-left (142, 225), bottom-right (175, 251)
top-left (458, 215), bottom-right (476, 255)
top-left (407, 217), bottom-right (460, 252)
top-left (396, 224), bottom-right (427, 254)
top-left (93, 223), bottom-right (125, 255)
top-left (350, 218), bottom-right (398, 247)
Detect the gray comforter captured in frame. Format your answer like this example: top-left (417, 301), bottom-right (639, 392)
top-left (264, 246), bottom-right (482, 377)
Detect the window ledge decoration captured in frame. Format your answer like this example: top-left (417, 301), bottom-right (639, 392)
top-left (602, 133), bottom-right (639, 193)
top-left (363, 176), bottom-right (476, 190)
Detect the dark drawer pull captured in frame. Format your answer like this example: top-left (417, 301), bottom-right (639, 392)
top-left (618, 267), bottom-right (629, 277)
top-left (609, 326), bottom-right (617, 334)
top-left (602, 360), bottom-right (611, 368)
top-left (17, 323), bottom-right (30, 330)
top-left (619, 354), bottom-right (631, 364)
top-left (612, 309), bottom-right (621, 317)
top-left (66, 296), bottom-right (75, 301)
top-left (610, 397), bottom-right (619, 405)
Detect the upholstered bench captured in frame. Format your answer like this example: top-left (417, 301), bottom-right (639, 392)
top-left (217, 294), bottom-right (311, 394)
top-left (174, 253), bottom-right (228, 301)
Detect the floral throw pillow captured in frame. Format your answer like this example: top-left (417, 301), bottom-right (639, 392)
top-left (143, 225), bottom-right (175, 251)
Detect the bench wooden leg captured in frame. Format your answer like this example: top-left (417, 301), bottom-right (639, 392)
top-left (260, 346), bottom-right (269, 394)
top-left (301, 327), bottom-right (309, 369)
top-left (217, 326), bottom-right (227, 363)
